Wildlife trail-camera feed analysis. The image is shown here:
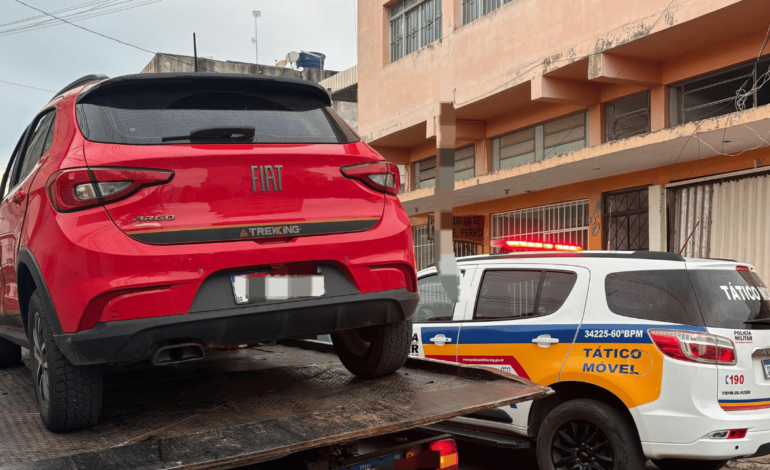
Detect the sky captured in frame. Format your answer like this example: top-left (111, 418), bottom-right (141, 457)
top-left (0, 0), bottom-right (358, 169)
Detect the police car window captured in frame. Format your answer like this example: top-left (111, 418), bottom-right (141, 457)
top-left (605, 270), bottom-right (704, 325)
top-left (688, 269), bottom-right (770, 329)
top-left (538, 271), bottom-right (578, 316)
top-left (414, 272), bottom-right (463, 323)
top-left (475, 270), bottom-right (542, 320)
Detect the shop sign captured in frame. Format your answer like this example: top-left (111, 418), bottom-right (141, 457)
top-left (427, 214), bottom-right (485, 245)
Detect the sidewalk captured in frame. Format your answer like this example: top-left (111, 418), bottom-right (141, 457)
top-left (729, 456), bottom-right (770, 469)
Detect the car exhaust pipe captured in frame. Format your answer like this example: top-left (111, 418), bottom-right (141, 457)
top-left (151, 343), bottom-right (205, 366)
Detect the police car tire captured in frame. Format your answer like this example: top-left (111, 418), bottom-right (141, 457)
top-left (0, 336), bottom-right (22, 368)
top-left (651, 458), bottom-right (728, 470)
top-left (536, 399), bottom-right (645, 470)
top-left (28, 291), bottom-right (103, 432)
top-left (332, 319), bottom-right (411, 379)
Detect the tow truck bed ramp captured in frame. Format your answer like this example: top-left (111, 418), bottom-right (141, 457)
top-left (0, 342), bottom-right (548, 470)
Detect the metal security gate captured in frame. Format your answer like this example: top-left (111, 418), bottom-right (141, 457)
top-left (413, 225), bottom-right (479, 272)
top-left (668, 173), bottom-right (770, 277)
top-left (604, 187), bottom-right (650, 251)
top-left (490, 200), bottom-right (590, 253)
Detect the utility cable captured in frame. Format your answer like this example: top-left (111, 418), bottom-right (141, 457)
top-left (12, 0), bottom-right (210, 72)
top-left (0, 78), bottom-right (56, 93)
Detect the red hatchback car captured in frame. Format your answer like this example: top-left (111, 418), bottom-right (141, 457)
top-left (0, 73), bottom-right (418, 432)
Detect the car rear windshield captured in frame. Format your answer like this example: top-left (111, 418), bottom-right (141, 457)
top-left (605, 270), bottom-right (705, 326)
top-left (76, 79), bottom-right (358, 145)
top-left (688, 269), bottom-right (770, 329)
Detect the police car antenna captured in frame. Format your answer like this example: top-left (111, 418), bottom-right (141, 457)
top-left (193, 33), bottom-right (199, 72)
top-left (678, 220), bottom-right (700, 255)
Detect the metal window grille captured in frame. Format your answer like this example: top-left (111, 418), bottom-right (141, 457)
top-left (413, 225), bottom-right (479, 271)
top-left (606, 92), bottom-right (650, 142)
top-left (491, 200), bottom-right (590, 253)
top-left (390, 0), bottom-right (442, 63)
top-left (604, 187), bottom-right (649, 251)
top-left (418, 277), bottom-right (451, 305)
top-left (414, 156), bottom-right (437, 190)
top-left (454, 145), bottom-right (475, 182)
top-left (462, 0), bottom-right (512, 25)
top-left (670, 58), bottom-right (770, 126)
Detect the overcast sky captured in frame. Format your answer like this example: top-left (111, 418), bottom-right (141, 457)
top-left (0, 0), bottom-right (357, 168)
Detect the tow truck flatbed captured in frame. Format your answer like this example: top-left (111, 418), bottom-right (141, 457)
top-left (0, 341), bottom-right (549, 469)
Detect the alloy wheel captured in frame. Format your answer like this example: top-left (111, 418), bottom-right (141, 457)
top-left (551, 419), bottom-right (614, 470)
top-left (32, 312), bottom-right (50, 412)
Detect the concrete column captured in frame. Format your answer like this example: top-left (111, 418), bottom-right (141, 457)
top-left (474, 139), bottom-right (491, 177)
top-left (588, 193), bottom-right (603, 250)
top-left (588, 103), bottom-right (605, 147)
top-left (648, 185), bottom-right (667, 252)
top-left (650, 85), bottom-right (669, 132)
top-left (442, 0), bottom-right (460, 37)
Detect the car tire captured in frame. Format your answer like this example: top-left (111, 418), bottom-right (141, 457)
top-left (332, 319), bottom-right (411, 379)
top-left (652, 458), bottom-right (729, 470)
top-left (28, 290), bottom-right (103, 432)
top-left (536, 399), bottom-right (646, 470)
top-left (0, 336), bottom-right (22, 368)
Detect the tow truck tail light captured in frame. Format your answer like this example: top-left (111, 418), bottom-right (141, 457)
top-left (47, 167), bottom-right (174, 212)
top-left (492, 239), bottom-right (583, 252)
top-left (649, 330), bottom-right (737, 365)
top-left (341, 161), bottom-right (400, 196)
top-left (428, 438), bottom-right (458, 470)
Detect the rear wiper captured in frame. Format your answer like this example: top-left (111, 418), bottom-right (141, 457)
top-left (161, 126), bottom-right (256, 142)
top-left (744, 318), bottom-right (770, 324)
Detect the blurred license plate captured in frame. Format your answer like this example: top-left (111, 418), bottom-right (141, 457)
top-left (231, 272), bottom-right (324, 305)
top-left (344, 453), bottom-right (401, 470)
top-left (763, 359), bottom-right (770, 379)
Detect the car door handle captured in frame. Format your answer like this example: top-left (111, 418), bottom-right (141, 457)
top-left (11, 191), bottom-right (26, 204)
top-left (532, 335), bottom-right (559, 348)
top-left (429, 334), bottom-right (452, 346)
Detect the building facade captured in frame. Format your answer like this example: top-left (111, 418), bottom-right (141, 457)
top-left (358, 0), bottom-right (770, 275)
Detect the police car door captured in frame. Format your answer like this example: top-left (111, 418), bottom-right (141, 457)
top-left (411, 268), bottom-right (476, 362)
top-left (454, 263), bottom-right (589, 432)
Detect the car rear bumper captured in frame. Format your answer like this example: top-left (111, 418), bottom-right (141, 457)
top-left (642, 429), bottom-right (770, 460)
top-left (55, 288), bottom-right (418, 366)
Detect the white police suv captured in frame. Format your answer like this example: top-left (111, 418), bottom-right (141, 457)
top-left (411, 250), bottom-right (770, 470)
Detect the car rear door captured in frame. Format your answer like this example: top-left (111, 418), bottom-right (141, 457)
top-left (411, 268), bottom-right (476, 362)
top-left (686, 263), bottom-right (770, 413)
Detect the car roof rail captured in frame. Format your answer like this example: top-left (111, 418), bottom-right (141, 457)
top-left (53, 74), bottom-right (109, 99)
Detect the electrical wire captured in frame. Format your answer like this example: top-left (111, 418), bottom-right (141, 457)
top-left (0, 0), bottom-right (112, 27)
top-left (0, 78), bottom-right (56, 93)
top-left (11, 0), bottom-right (211, 72)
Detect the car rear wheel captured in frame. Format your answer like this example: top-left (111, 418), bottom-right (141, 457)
top-left (28, 290), bottom-right (103, 432)
top-left (332, 319), bottom-right (411, 379)
top-left (0, 336), bottom-right (22, 368)
top-left (652, 458), bottom-right (728, 470)
top-left (536, 399), bottom-right (645, 470)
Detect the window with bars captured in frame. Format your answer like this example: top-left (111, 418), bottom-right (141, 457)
top-left (491, 200), bottom-right (590, 253)
top-left (390, 0), bottom-right (442, 62)
top-left (606, 92), bottom-right (650, 142)
top-left (461, 0), bottom-right (513, 25)
top-left (413, 224), bottom-right (479, 272)
top-left (669, 58), bottom-right (770, 126)
top-left (604, 187), bottom-right (649, 251)
top-left (492, 112), bottom-right (588, 172)
top-left (413, 146), bottom-right (475, 190)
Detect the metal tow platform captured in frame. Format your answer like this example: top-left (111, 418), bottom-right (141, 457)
top-left (0, 342), bottom-right (549, 470)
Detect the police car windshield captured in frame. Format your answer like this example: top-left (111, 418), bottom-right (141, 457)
top-left (688, 269), bottom-right (770, 330)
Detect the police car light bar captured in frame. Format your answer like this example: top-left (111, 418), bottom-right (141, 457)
top-left (494, 239), bottom-right (583, 252)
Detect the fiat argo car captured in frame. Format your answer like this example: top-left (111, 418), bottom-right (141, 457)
top-left (0, 73), bottom-right (417, 432)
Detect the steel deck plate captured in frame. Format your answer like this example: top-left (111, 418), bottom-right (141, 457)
top-left (0, 342), bottom-right (548, 469)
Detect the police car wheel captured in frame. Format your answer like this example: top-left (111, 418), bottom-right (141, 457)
top-left (0, 336), bottom-right (22, 368)
top-left (651, 458), bottom-right (728, 470)
top-left (332, 319), bottom-right (411, 379)
top-left (536, 399), bottom-right (645, 470)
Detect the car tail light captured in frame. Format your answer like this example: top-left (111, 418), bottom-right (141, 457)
top-left (341, 161), bottom-right (400, 195)
top-left (706, 429), bottom-right (748, 439)
top-left (649, 330), bottom-right (737, 365)
top-left (428, 438), bottom-right (458, 470)
top-left (737, 265), bottom-right (750, 272)
top-left (47, 167), bottom-right (174, 212)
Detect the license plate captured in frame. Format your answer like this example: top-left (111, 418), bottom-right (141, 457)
top-left (763, 359), bottom-right (770, 380)
top-left (230, 272), bottom-right (324, 305)
top-left (344, 453), bottom-right (401, 470)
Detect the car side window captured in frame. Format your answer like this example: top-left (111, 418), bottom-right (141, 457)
top-left (474, 270), bottom-right (577, 320)
top-left (414, 272), bottom-right (464, 323)
top-left (1, 134), bottom-right (25, 199)
top-left (16, 110), bottom-right (56, 186)
top-left (605, 270), bottom-right (702, 325)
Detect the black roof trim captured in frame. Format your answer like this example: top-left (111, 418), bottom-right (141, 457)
top-left (54, 74), bottom-right (108, 99)
top-left (75, 72), bottom-right (332, 106)
top-left (422, 251), bottom-right (685, 266)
